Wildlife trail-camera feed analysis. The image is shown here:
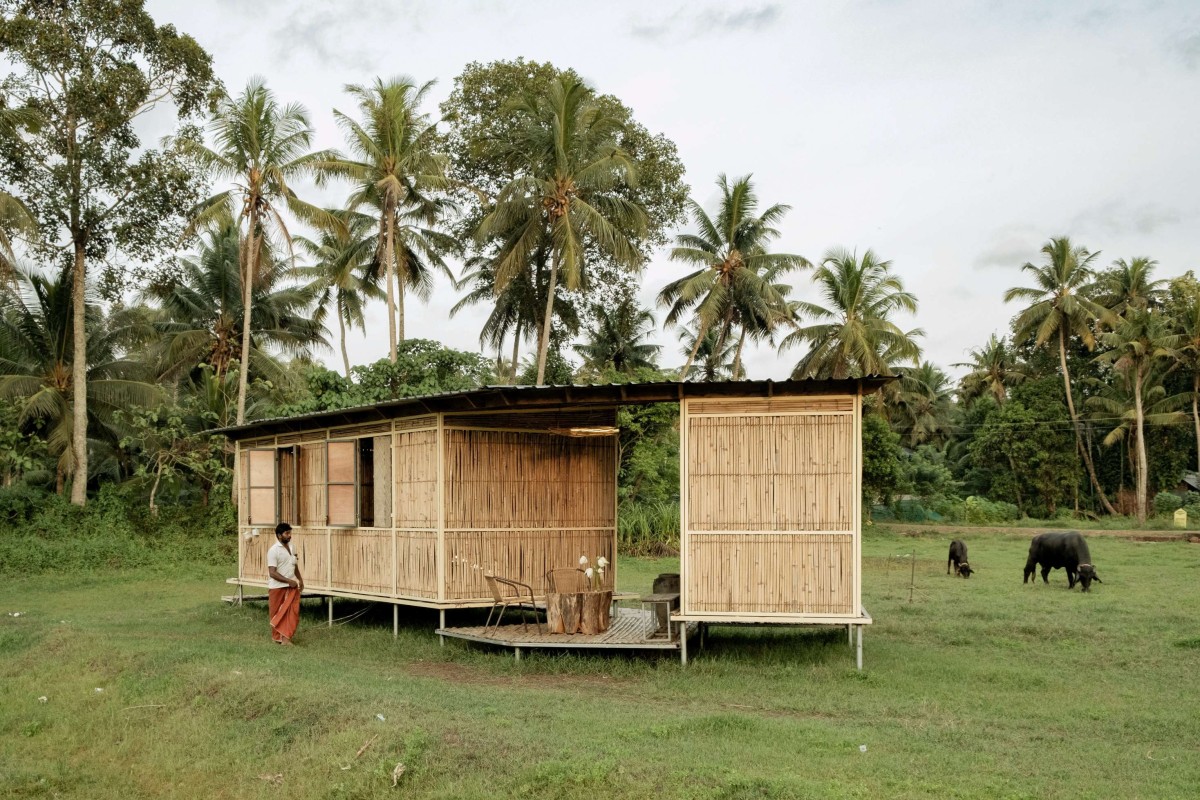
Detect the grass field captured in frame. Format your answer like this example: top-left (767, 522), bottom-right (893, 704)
top-left (2, 529), bottom-right (1198, 799)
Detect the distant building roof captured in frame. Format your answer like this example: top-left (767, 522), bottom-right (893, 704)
top-left (1181, 472), bottom-right (1200, 492)
top-left (213, 377), bottom-right (894, 440)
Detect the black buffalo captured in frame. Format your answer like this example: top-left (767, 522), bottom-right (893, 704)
top-left (1023, 531), bottom-right (1101, 591)
top-left (947, 539), bottom-right (973, 578)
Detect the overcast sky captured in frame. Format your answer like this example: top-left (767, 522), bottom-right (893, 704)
top-left (146, 0), bottom-right (1200, 381)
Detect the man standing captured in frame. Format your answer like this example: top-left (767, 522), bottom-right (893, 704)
top-left (267, 522), bottom-right (304, 645)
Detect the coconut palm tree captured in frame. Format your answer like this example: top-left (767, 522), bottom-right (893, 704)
top-left (318, 77), bottom-right (455, 359)
top-left (1094, 309), bottom-right (1181, 522)
top-left (1091, 256), bottom-right (1166, 317)
top-left (476, 74), bottom-right (647, 385)
top-left (184, 78), bottom-right (333, 425)
top-left (1172, 291), bottom-right (1200, 474)
top-left (297, 210), bottom-right (381, 378)
top-left (143, 220), bottom-right (327, 391)
top-left (452, 244), bottom-right (581, 383)
top-left (1004, 236), bottom-right (1116, 514)
top-left (678, 326), bottom-right (736, 381)
top-left (954, 334), bottom-right (1026, 406)
top-left (575, 299), bottom-right (660, 375)
top-left (784, 248), bottom-right (922, 379)
top-left (0, 265), bottom-right (160, 493)
top-left (892, 361), bottom-right (954, 449)
top-left (0, 102), bottom-right (40, 281)
top-left (658, 175), bottom-right (807, 377)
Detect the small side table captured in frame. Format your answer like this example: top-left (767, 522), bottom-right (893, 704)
top-left (639, 592), bottom-right (681, 641)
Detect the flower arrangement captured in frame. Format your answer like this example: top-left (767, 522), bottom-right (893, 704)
top-left (578, 554), bottom-right (609, 591)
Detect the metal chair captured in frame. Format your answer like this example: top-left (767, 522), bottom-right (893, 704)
top-left (546, 567), bottom-right (589, 593)
top-left (483, 573), bottom-right (544, 633)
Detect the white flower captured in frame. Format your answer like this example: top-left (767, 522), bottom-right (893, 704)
top-left (579, 555), bottom-right (589, 566)
top-left (94, 688), bottom-right (103, 693)
top-left (37, 696), bottom-right (47, 703)
top-left (597, 557), bottom-right (609, 569)
top-left (585, 567), bottom-right (594, 579)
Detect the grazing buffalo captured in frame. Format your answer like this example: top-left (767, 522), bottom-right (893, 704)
top-left (947, 539), bottom-right (974, 578)
top-left (1023, 531), bottom-right (1101, 591)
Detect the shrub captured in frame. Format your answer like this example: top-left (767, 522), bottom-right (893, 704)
top-left (963, 496), bottom-right (1020, 524)
top-left (1152, 492), bottom-right (1183, 517)
top-left (618, 500), bottom-right (679, 556)
top-left (0, 483), bottom-right (236, 577)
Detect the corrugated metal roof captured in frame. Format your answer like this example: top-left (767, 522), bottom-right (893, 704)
top-left (212, 377), bottom-right (895, 440)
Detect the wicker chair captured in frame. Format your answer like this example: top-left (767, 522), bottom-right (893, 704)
top-left (546, 567), bottom-right (589, 593)
top-left (483, 573), bottom-right (544, 633)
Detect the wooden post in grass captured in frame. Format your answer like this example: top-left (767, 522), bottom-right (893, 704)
top-left (909, 550), bottom-right (916, 603)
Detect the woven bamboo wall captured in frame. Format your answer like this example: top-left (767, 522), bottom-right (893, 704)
top-left (683, 395), bottom-right (860, 618)
top-left (688, 414), bottom-right (853, 531)
top-left (299, 443), bottom-right (326, 528)
top-left (394, 428), bottom-right (437, 528)
top-left (443, 429), bottom-right (615, 529)
top-left (444, 528), bottom-right (615, 601)
top-left (686, 533), bottom-right (854, 613)
top-left (238, 527), bottom-right (271, 582)
top-left (373, 434), bottom-right (392, 528)
top-left (396, 531), bottom-right (438, 598)
top-left (330, 528), bottom-right (391, 594)
top-left (294, 528), bottom-right (330, 590)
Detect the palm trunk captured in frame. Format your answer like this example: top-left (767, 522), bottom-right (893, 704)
top-left (338, 297), bottom-right (350, 379)
top-left (1133, 364), bottom-right (1147, 524)
top-left (682, 321), bottom-right (709, 378)
top-left (1193, 374), bottom-right (1199, 475)
top-left (396, 256), bottom-right (406, 342)
top-left (236, 221), bottom-right (258, 427)
top-left (70, 243), bottom-right (87, 505)
top-left (384, 209), bottom-right (397, 363)
top-left (1059, 328), bottom-right (1117, 515)
top-left (536, 249), bottom-right (560, 386)
top-left (510, 320), bottom-right (521, 384)
top-left (732, 327), bottom-right (748, 380)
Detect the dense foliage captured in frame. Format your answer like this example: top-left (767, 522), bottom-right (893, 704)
top-left (0, 2), bottom-right (1198, 532)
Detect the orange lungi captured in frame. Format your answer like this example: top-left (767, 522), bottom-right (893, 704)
top-left (268, 587), bottom-right (300, 642)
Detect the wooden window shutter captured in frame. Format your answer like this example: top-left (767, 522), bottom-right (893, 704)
top-left (246, 449), bottom-right (277, 525)
top-left (326, 440), bottom-right (357, 526)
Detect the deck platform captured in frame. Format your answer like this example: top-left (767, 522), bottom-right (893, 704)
top-left (437, 607), bottom-right (688, 658)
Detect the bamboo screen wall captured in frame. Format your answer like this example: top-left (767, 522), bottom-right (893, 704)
top-left (235, 409), bottom-right (616, 607)
top-left (682, 395), bottom-right (862, 619)
top-left (441, 411), bottom-right (618, 603)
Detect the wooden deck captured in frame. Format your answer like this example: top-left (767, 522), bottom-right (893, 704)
top-left (437, 607), bottom-right (686, 654)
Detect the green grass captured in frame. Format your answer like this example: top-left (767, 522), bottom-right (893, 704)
top-left (2, 532), bottom-right (1198, 799)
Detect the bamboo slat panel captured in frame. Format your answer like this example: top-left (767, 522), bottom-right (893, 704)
top-left (446, 408), bottom-right (616, 432)
top-left (373, 434), bottom-right (392, 529)
top-left (394, 429), bottom-right (437, 527)
top-left (238, 527), bottom-right (272, 581)
top-left (686, 533), bottom-right (854, 614)
top-left (443, 527), bottom-right (615, 601)
top-left (294, 528), bottom-right (330, 590)
top-left (395, 415), bottom-right (436, 431)
top-left (329, 421), bottom-right (391, 438)
top-left (688, 396), bottom-right (854, 415)
top-left (396, 530), bottom-right (438, 598)
top-left (330, 528), bottom-right (391, 594)
top-left (688, 414), bottom-right (853, 531)
top-left (444, 430), bottom-right (616, 529)
top-left (300, 444), bottom-right (326, 528)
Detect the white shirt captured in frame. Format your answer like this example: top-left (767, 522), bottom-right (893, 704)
top-left (267, 541), bottom-right (297, 589)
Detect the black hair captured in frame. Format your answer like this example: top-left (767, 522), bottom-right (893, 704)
top-left (275, 522), bottom-right (292, 537)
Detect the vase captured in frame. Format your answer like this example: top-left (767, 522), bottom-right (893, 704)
top-left (580, 590), bottom-right (613, 635)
